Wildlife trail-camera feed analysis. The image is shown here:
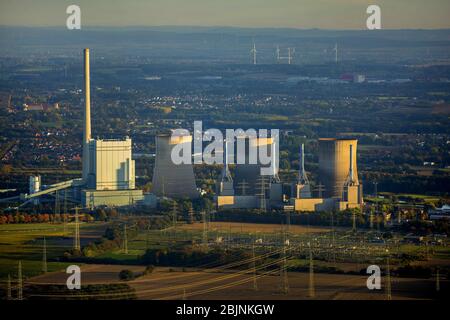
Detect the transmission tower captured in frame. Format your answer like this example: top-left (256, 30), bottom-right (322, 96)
top-left (17, 261), bottom-right (23, 300)
top-left (436, 267), bottom-right (440, 292)
top-left (7, 274), bottom-right (12, 300)
top-left (73, 207), bottom-right (80, 251)
top-left (123, 224), bottom-right (128, 254)
top-left (255, 176), bottom-right (267, 213)
top-left (42, 236), bottom-right (47, 273)
top-left (188, 205), bottom-right (194, 224)
top-left (172, 201), bottom-right (178, 228)
top-left (146, 224), bottom-right (150, 250)
top-left (308, 242), bottom-right (315, 298)
top-left (280, 231), bottom-right (289, 294)
top-left (314, 183), bottom-right (325, 198)
top-left (352, 210), bottom-right (357, 233)
top-left (63, 189), bottom-right (68, 236)
top-left (202, 211), bottom-right (208, 248)
top-left (252, 242), bottom-right (258, 291)
top-left (386, 249), bottom-right (392, 300)
top-left (369, 210), bottom-right (374, 230)
top-left (330, 211), bottom-right (336, 267)
top-left (54, 190), bottom-right (60, 218)
top-left (286, 211), bottom-right (291, 234)
top-left (237, 180), bottom-right (249, 196)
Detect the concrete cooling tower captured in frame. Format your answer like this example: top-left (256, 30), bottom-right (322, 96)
top-left (318, 138), bottom-right (359, 199)
top-left (234, 136), bottom-right (273, 195)
top-left (152, 133), bottom-right (199, 199)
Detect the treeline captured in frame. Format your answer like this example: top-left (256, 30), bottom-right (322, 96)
top-left (65, 216), bottom-right (172, 259)
top-left (141, 247), bottom-right (252, 268)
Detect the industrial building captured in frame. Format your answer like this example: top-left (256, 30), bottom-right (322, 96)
top-left (291, 138), bottom-right (363, 212)
top-left (216, 135), bottom-right (283, 210)
top-left (2, 48), bottom-right (146, 209)
top-left (216, 137), bottom-right (363, 212)
top-left (79, 48), bottom-right (143, 207)
top-left (152, 132), bottom-right (199, 199)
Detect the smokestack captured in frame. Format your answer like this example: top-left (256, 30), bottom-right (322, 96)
top-left (349, 144), bottom-right (354, 183)
top-left (299, 143), bottom-right (309, 184)
top-left (82, 48), bottom-right (91, 181)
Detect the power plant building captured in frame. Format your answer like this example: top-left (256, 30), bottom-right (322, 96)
top-left (80, 48), bottom-right (143, 207)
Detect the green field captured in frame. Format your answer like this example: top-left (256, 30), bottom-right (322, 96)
top-left (0, 222), bottom-right (108, 280)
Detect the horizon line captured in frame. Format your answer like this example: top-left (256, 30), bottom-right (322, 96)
top-left (0, 25), bottom-right (449, 32)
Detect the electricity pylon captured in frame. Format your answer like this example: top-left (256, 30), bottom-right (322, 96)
top-left (54, 190), bottom-right (60, 219)
top-left (352, 210), bottom-right (356, 233)
top-left (17, 261), bottom-right (23, 300)
top-left (255, 176), bottom-right (267, 213)
top-left (280, 231), bottom-right (289, 294)
top-left (73, 207), bottom-right (80, 251)
top-left (123, 224), bottom-right (128, 254)
top-left (172, 201), bottom-right (177, 230)
top-left (237, 180), bottom-right (249, 196)
top-left (202, 211), bottom-right (208, 248)
top-left (146, 224), bottom-right (150, 250)
top-left (188, 205), bottom-right (194, 224)
top-left (63, 189), bottom-right (68, 236)
top-left (369, 210), bottom-right (374, 230)
top-left (252, 242), bottom-right (258, 291)
top-left (7, 274), bottom-right (12, 300)
top-left (330, 211), bottom-right (336, 267)
top-left (42, 236), bottom-right (47, 273)
top-left (308, 242), bottom-right (315, 298)
top-left (386, 249), bottom-right (392, 300)
top-left (436, 267), bottom-right (440, 292)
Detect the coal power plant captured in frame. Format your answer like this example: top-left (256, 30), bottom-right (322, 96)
top-left (0, 49), bottom-right (362, 213)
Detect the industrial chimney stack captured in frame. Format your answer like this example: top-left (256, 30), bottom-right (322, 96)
top-left (82, 48), bottom-right (91, 182)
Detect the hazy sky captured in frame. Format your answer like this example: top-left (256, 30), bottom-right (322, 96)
top-left (1, 0), bottom-right (450, 29)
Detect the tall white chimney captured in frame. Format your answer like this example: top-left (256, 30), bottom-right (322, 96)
top-left (82, 48), bottom-right (91, 182)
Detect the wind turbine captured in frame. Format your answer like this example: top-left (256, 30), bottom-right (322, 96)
top-left (332, 43), bottom-right (338, 63)
top-left (251, 42), bottom-right (257, 65)
top-left (287, 48), bottom-right (295, 65)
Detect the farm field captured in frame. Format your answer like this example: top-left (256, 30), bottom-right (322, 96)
top-left (25, 264), bottom-right (448, 300)
top-left (0, 222), bottom-right (110, 280)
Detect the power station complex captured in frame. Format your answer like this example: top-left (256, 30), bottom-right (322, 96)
top-left (215, 137), bottom-right (363, 212)
top-left (1, 48), bottom-right (363, 213)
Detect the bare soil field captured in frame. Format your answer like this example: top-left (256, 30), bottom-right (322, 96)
top-left (26, 264), bottom-right (447, 300)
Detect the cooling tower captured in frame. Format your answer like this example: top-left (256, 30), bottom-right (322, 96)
top-left (152, 133), bottom-right (199, 199)
top-left (318, 138), bottom-right (359, 199)
top-left (234, 136), bottom-right (273, 195)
